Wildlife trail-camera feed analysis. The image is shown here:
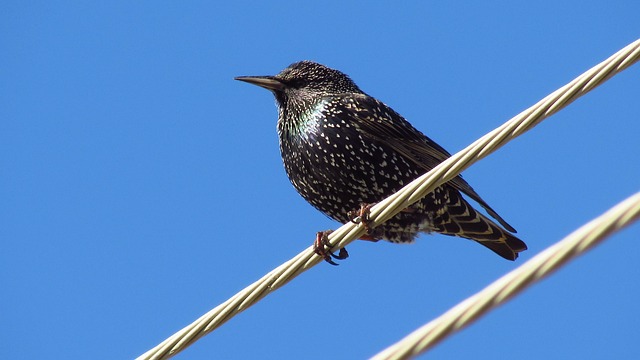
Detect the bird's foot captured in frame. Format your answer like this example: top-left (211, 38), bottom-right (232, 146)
top-left (348, 203), bottom-right (375, 235)
top-left (313, 230), bottom-right (349, 266)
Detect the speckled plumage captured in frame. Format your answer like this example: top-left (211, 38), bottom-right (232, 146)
top-left (236, 61), bottom-right (527, 260)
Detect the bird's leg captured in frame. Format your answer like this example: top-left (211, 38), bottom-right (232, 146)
top-left (348, 203), bottom-right (375, 235)
top-left (313, 230), bottom-right (349, 266)
top-left (350, 204), bottom-right (416, 241)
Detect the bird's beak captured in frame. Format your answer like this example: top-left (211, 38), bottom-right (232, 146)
top-left (234, 76), bottom-right (285, 91)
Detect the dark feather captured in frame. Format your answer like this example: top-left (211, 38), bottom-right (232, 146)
top-left (338, 94), bottom-right (517, 232)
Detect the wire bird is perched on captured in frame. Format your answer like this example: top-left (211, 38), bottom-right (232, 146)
top-left (236, 61), bottom-right (527, 263)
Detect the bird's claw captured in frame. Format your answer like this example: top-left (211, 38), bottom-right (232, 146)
top-left (314, 230), bottom-right (349, 266)
top-left (348, 203), bottom-right (374, 234)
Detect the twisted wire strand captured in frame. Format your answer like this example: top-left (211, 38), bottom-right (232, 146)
top-left (137, 39), bottom-right (640, 360)
top-left (371, 192), bottom-right (640, 360)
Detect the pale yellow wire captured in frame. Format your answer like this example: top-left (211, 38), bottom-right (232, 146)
top-left (137, 39), bottom-right (640, 360)
top-left (370, 192), bottom-right (640, 360)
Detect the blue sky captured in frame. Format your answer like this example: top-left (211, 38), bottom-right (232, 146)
top-left (2, 2), bottom-right (639, 359)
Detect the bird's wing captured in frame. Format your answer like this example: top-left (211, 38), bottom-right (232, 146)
top-left (338, 94), bottom-right (517, 233)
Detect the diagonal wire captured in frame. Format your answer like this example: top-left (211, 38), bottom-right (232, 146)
top-left (371, 191), bottom-right (640, 360)
top-left (137, 39), bottom-right (640, 360)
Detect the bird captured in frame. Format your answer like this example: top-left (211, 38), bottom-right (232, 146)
top-left (235, 60), bottom-right (527, 263)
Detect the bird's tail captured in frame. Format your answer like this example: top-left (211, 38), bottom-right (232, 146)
top-left (431, 189), bottom-right (528, 260)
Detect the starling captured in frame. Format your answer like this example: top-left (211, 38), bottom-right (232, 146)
top-left (235, 61), bottom-right (527, 262)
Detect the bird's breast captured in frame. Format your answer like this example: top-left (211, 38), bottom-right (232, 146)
top-left (276, 101), bottom-right (421, 222)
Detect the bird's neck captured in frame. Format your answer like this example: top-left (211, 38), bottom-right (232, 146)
top-left (277, 97), bottom-right (328, 143)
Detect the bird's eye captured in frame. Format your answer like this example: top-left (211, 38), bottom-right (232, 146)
top-left (285, 78), bottom-right (307, 89)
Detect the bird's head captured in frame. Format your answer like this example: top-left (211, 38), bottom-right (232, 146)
top-left (235, 61), bottom-right (363, 106)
